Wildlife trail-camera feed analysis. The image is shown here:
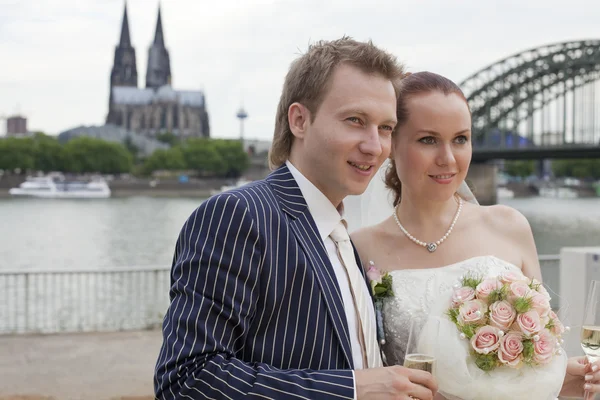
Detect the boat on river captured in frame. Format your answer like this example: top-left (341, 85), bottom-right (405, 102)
top-left (9, 175), bottom-right (111, 199)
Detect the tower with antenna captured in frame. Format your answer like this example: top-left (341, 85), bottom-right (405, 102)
top-left (236, 106), bottom-right (248, 141)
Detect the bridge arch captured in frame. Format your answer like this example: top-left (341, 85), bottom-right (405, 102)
top-left (459, 40), bottom-right (600, 138)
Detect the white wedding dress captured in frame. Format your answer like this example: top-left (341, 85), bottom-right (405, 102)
top-left (344, 163), bottom-right (569, 399)
top-left (378, 255), bottom-right (568, 400)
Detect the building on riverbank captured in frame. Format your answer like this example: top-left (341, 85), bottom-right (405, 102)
top-left (105, 3), bottom-right (210, 138)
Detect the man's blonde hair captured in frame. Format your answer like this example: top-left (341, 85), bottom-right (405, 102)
top-left (269, 36), bottom-right (405, 169)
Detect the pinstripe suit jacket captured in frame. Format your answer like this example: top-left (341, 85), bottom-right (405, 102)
top-left (154, 164), bottom-right (364, 399)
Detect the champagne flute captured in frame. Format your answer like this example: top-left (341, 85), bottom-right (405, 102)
top-left (581, 280), bottom-right (600, 362)
top-left (403, 318), bottom-right (435, 374)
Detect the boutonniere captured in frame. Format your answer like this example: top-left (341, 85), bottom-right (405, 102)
top-left (367, 261), bottom-right (393, 300)
top-left (367, 261), bottom-right (393, 345)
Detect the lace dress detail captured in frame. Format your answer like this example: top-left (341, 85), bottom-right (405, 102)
top-left (380, 255), bottom-right (520, 366)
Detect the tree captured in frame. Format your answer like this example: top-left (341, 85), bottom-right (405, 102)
top-left (213, 139), bottom-right (249, 178)
top-left (0, 137), bottom-right (36, 171)
top-left (63, 137), bottom-right (132, 174)
top-left (155, 132), bottom-right (180, 147)
top-left (123, 135), bottom-right (141, 162)
top-left (504, 160), bottom-right (535, 178)
top-left (552, 159), bottom-right (600, 179)
top-left (181, 138), bottom-right (225, 176)
top-left (142, 147), bottom-right (186, 174)
top-left (32, 133), bottom-right (66, 172)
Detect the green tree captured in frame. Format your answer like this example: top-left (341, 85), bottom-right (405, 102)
top-left (181, 138), bottom-right (225, 176)
top-left (123, 135), bottom-right (141, 162)
top-left (552, 159), bottom-right (600, 179)
top-left (504, 160), bottom-right (535, 178)
top-left (213, 139), bottom-right (249, 178)
top-left (0, 137), bottom-right (36, 171)
top-left (63, 137), bottom-right (132, 174)
top-left (142, 147), bottom-right (186, 174)
top-left (32, 133), bottom-right (66, 172)
top-left (155, 132), bottom-right (180, 147)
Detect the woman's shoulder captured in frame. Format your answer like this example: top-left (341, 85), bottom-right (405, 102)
top-left (350, 219), bottom-right (394, 261)
top-left (476, 203), bottom-right (533, 241)
top-left (350, 221), bottom-right (386, 247)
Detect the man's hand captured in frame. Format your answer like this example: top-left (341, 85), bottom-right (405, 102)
top-left (355, 366), bottom-right (438, 400)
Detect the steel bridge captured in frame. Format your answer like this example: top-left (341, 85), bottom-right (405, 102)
top-left (460, 40), bottom-right (600, 162)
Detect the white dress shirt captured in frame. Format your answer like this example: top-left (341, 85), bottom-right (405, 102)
top-left (286, 161), bottom-right (377, 374)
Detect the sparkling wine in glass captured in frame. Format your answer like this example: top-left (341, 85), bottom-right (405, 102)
top-left (403, 318), bottom-right (435, 373)
top-left (581, 280), bottom-right (600, 362)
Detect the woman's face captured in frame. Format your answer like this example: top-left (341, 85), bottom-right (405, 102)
top-left (392, 91), bottom-right (472, 202)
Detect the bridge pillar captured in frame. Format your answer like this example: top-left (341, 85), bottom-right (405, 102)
top-left (467, 163), bottom-right (497, 205)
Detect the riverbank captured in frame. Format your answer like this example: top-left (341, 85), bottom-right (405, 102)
top-left (0, 175), bottom-right (230, 199)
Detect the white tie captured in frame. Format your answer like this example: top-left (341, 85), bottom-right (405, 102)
top-left (330, 221), bottom-right (383, 368)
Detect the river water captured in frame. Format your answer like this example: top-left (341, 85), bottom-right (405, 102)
top-left (0, 196), bottom-right (599, 271)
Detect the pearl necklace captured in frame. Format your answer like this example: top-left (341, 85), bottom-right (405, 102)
top-left (393, 196), bottom-right (463, 253)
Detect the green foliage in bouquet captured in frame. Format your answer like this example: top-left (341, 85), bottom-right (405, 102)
top-left (474, 353), bottom-right (498, 372)
top-left (487, 285), bottom-right (509, 304)
top-left (513, 297), bottom-right (533, 314)
top-left (522, 339), bottom-right (535, 364)
top-left (460, 274), bottom-right (483, 289)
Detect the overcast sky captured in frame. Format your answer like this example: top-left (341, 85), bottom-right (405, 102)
top-left (1, 0), bottom-right (599, 140)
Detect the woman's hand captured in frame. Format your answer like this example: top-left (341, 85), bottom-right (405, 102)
top-left (560, 356), bottom-right (600, 399)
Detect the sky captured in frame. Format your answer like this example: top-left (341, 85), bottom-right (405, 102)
top-left (1, 0), bottom-right (599, 140)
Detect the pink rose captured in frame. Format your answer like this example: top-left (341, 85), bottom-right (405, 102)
top-left (452, 286), bottom-right (476, 307)
top-left (458, 300), bottom-right (488, 326)
top-left (548, 310), bottom-right (565, 336)
top-left (471, 325), bottom-right (501, 354)
top-left (516, 310), bottom-right (544, 336)
top-left (537, 284), bottom-right (551, 300)
top-left (498, 332), bottom-right (524, 367)
top-left (500, 271), bottom-right (526, 284)
top-left (509, 281), bottom-right (533, 302)
top-left (366, 265), bottom-right (382, 284)
top-left (476, 278), bottom-right (502, 302)
top-left (529, 278), bottom-right (552, 300)
top-left (533, 329), bottom-right (556, 364)
top-left (530, 292), bottom-right (551, 319)
top-left (489, 301), bottom-right (516, 331)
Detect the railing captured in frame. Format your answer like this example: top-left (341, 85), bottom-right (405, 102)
top-left (0, 266), bottom-right (171, 335)
top-left (538, 254), bottom-right (561, 310)
top-left (0, 256), bottom-right (562, 335)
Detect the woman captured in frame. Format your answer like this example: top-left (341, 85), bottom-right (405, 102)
top-left (350, 71), bottom-right (599, 399)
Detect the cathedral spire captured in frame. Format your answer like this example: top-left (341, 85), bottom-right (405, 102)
top-left (146, 3), bottom-right (172, 89)
top-left (119, 1), bottom-right (131, 47)
top-left (153, 4), bottom-right (165, 47)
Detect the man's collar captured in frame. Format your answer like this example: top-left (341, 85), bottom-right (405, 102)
top-left (285, 160), bottom-right (343, 241)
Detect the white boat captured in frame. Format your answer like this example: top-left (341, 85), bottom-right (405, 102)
top-left (497, 186), bottom-right (515, 199)
top-left (210, 178), bottom-right (252, 195)
top-left (538, 187), bottom-right (578, 199)
top-left (9, 176), bottom-right (111, 199)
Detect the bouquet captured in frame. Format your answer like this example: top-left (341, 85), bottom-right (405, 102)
top-left (446, 271), bottom-right (567, 372)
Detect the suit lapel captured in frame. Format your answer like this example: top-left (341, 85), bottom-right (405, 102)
top-left (267, 166), bottom-right (354, 367)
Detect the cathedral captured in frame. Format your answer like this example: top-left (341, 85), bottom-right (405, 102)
top-left (106, 4), bottom-right (210, 138)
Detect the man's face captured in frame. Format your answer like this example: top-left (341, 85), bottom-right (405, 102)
top-left (289, 64), bottom-right (397, 206)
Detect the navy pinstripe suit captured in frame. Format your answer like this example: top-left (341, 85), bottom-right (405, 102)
top-left (154, 164), bottom-right (364, 399)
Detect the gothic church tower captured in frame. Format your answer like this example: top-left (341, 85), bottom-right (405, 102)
top-left (145, 6), bottom-right (172, 89)
top-left (110, 2), bottom-right (138, 88)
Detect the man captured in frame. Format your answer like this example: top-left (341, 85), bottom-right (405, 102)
top-left (154, 37), bottom-right (438, 399)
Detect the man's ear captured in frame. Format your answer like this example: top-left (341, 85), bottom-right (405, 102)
top-left (288, 102), bottom-right (311, 139)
